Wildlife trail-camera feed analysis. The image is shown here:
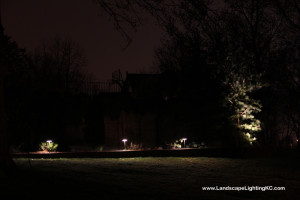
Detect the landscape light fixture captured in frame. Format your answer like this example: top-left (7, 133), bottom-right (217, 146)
top-left (122, 139), bottom-right (128, 149)
top-left (182, 138), bottom-right (187, 148)
top-left (46, 140), bottom-right (53, 146)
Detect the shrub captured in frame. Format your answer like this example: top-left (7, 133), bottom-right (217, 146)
top-left (169, 140), bottom-right (182, 149)
top-left (39, 141), bottom-right (58, 152)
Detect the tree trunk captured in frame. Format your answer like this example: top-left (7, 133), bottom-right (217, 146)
top-left (0, 70), bottom-right (15, 173)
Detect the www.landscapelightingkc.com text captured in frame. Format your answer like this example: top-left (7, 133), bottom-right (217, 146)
top-left (202, 186), bottom-right (286, 192)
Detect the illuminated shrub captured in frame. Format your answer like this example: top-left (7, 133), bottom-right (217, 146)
top-left (39, 140), bottom-right (58, 152)
top-left (169, 140), bottom-right (183, 149)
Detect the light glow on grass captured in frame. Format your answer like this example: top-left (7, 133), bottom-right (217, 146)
top-left (10, 157), bottom-right (300, 199)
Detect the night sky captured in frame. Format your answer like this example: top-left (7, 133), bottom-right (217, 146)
top-left (2, 0), bottom-right (163, 81)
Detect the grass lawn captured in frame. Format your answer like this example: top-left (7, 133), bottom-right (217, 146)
top-left (1, 157), bottom-right (300, 199)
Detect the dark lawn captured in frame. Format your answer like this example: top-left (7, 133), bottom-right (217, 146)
top-left (1, 157), bottom-right (300, 200)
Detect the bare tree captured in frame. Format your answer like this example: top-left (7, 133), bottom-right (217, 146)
top-left (0, 29), bottom-right (24, 172)
top-left (32, 36), bottom-right (88, 93)
top-left (273, 0), bottom-right (300, 31)
top-left (94, 0), bottom-right (212, 48)
top-left (27, 36), bottom-right (88, 148)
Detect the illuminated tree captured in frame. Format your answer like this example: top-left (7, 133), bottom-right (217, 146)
top-left (215, 0), bottom-right (287, 145)
top-left (223, 59), bottom-right (263, 144)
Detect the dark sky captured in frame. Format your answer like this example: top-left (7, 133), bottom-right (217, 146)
top-left (2, 0), bottom-right (163, 81)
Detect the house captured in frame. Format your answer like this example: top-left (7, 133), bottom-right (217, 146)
top-left (102, 71), bottom-right (204, 150)
top-left (66, 70), bottom-right (212, 150)
top-left (103, 73), bottom-right (164, 149)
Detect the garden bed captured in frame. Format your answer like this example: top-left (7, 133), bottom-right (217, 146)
top-left (11, 147), bottom-right (300, 159)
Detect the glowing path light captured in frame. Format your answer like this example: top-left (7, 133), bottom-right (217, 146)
top-left (182, 138), bottom-right (187, 148)
top-left (46, 140), bottom-right (53, 146)
top-left (122, 139), bottom-right (128, 149)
